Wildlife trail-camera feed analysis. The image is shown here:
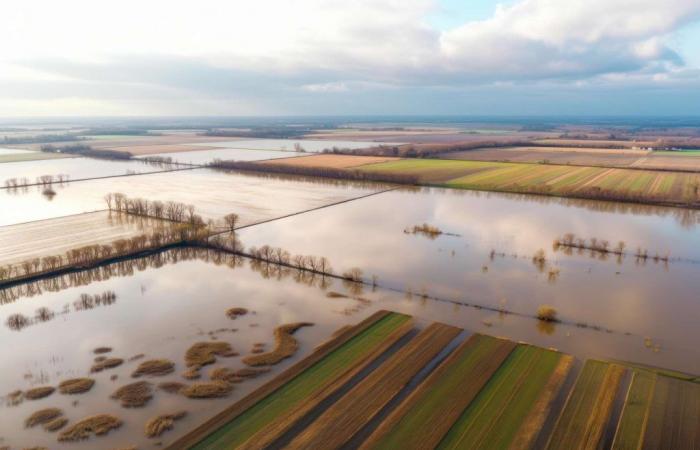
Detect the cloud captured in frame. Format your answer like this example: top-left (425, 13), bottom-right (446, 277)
top-left (0, 0), bottom-right (699, 115)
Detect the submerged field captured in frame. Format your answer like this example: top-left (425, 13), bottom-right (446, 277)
top-left (0, 168), bottom-right (385, 227)
top-left (0, 211), bottom-right (166, 269)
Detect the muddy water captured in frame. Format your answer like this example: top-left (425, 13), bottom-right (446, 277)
top-left (0, 168), bottom-right (385, 227)
top-left (236, 187), bottom-right (700, 374)
top-left (0, 250), bottom-right (664, 449)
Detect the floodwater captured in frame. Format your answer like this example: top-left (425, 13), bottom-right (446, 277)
top-left (236, 187), bottom-right (700, 374)
top-left (0, 248), bottom-right (660, 449)
top-left (0, 168), bottom-right (385, 227)
top-left (0, 157), bottom-right (169, 187)
top-left (0, 147), bottom-right (33, 156)
top-left (135, 148), bottom-right (303, 165)
top-left (195, 138), bottom-right (402, 152)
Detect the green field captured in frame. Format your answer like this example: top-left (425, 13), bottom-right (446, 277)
top-left (653, 150), bottom-right (700, 156)
top-left (612, 370), bottom-right (656, 450)
top-left (367, 335), bottom-right (515, 450)
top-left (546, 360), bottom-right (626, 450)
top-left (438, 345), bottom-right (564, 450)
top-left (191, 312), bottom-right (411, 449)
top-left (359, 159), bottom-right (700, 206)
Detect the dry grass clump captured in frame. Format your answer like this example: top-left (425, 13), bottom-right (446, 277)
top-left (407, 223), bottom-right (443, 239)
top-left (131, 359), bottom-right (175, 377)
top-left (58, 378), bottom-right (95, 394)
top-left (180, 381), bottom-right (232, 399)
top-left (145, 411), bottom-right (186, 438)
top-left (209, 366), bottom-right (269, 384)
top-left (182, 368), bottom-right (201, 380)
top-left (185, 342), bottom-right (237, 369)
top-left (6, 389), bottom-right (23, 405)
top-left (158, 381), bottom-right (186, 394)
top-left (226, 307), bottom-right (248, 319)
top-left (93, 347), bottom-right (112, 354)
top-left (91, 357), bottom-right (124, 373)
top-left (24, 386), bottom-right (55, 400)
top-left (537, 305), bottom-right (558, 322)
top-left (243, 322), bottom-right (313, 367)
top-left (44, 416), bottom-right (68, 432)
top-left (25, 408), bottom-right (63, 427)
top-left (111, 381), bottom-right (153, 407)
top-left (58, 414), bottom-right (122, 441)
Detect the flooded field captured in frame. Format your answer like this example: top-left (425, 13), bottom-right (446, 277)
top-left (0, 147), bottom-right (34, 155)
top-left (0, 249), bottom-right (663, 449)
top-left (236, 187), bottom-right (700, 374)
top-left (0, 168), bottom-right (385, 227)
top-left (135, 148), bottom-right (302, 165)
top-left (195, 138), bottom-right (400, 152)
top-left (0, 157), bottom-right (172, 187)
top-left (0, 212), bottom-right (166, 269)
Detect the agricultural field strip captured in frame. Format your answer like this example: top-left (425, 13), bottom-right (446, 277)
top-left (362, 334), bottom-right (516, 450)
top-left (611, 370), bottom-right (656, 449)
top-left (641, 373), bottom-right (700, 449)
top-left (180, 311), bottom-right (414, 450)
top-left (545, 360), bottom-right (627, 450)
top-left (437, 345), bottom-right (568, 450)
top-left (0, 211), bottom-right (165, 267)
top-left (285, 322), bottom-right (462, 449)
top-left (359, 159), bottom-right (699, 204)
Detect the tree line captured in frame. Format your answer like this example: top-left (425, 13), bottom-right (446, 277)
top-left (0, 223), bottom-right (208, 285)
top-left (104, 193), bottom-right (205, 226)
top-left (3, 174), bottom-right (70, 189)
top-left (41, 144), bottom-right (133, 160)
top-left (207, 159), bottom-right (419, 184)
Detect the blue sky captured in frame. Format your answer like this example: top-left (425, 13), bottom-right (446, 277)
top-left (0, 0), bottom-right (699, 116)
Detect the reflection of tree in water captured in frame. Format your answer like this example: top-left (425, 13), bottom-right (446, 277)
top-left (536, 319), bottom-right (557, 335)
top-left (5, 290), bottom-right (118, 331)
top-left (0, 247), bottom-right (339, 307)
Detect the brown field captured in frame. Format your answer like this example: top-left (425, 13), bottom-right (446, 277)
top-left (287, 322), bottom-right (462, 449)
top-left (261, 154), bottom-right (399, 169)
top-left (0, 211), bottom-right (167, 268)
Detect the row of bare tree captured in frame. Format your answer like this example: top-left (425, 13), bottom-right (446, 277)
top-left (0, 223), bottom-right (208, 283)
top-left (552, 233), bottom-right (669, 262)
top-left (3, 174), bottom-right (70, 189)
top-left (104, 193), bottom-right (205, 225)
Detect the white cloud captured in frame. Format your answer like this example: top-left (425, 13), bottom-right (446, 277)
top-left (0, 0), bottom-right (699, 114)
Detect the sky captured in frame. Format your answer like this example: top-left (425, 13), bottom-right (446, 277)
top-left (1, 0), bottom-right (699, 117)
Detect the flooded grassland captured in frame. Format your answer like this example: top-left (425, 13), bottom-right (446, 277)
top-left (0, 248), bottom-right (659, 449)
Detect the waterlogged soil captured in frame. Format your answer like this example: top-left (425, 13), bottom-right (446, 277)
top-left (135, 148), bottom-right (302, 165)
top-left (0, 251), bottom-right (677, 448)
top-left (237, 187), bottom-right (700, 374)
top-left (0, 168), bottom-right (384, 227)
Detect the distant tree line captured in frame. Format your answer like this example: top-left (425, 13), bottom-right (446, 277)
top-left (2, 134), bottom-right (82, 145)
top-left (41, 144), bottom-right (133, 160)
top-left (207, 159), bottom-right (419, 185)
top-left (322, 140), bottom-right (534, 159)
